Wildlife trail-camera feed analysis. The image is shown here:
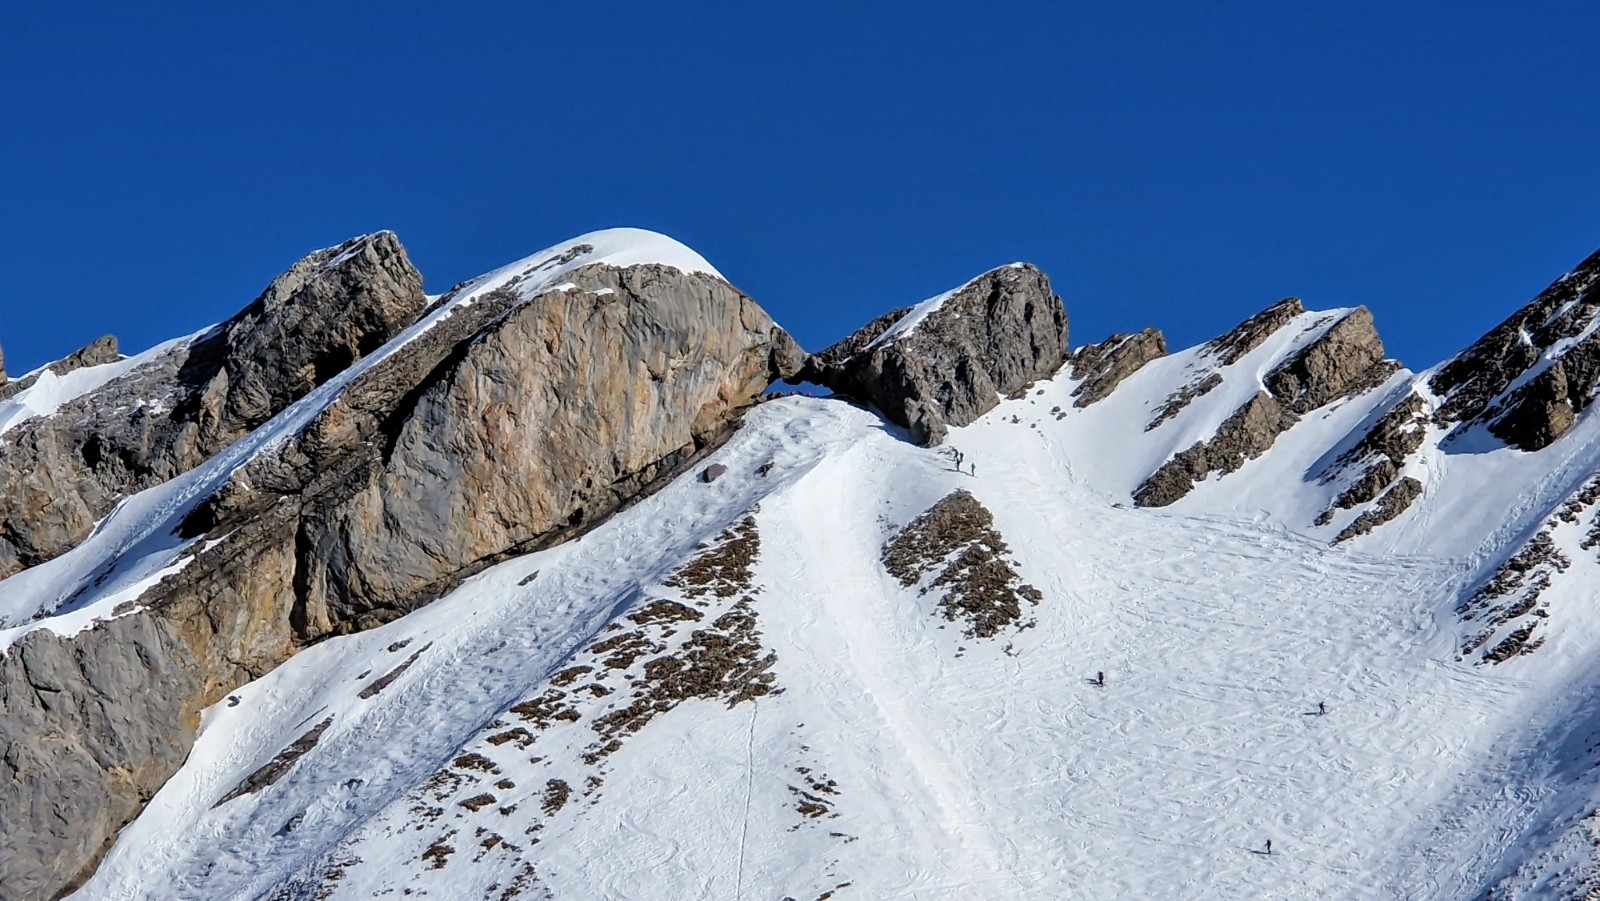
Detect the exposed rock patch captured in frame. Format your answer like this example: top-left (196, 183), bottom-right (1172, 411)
top-left (215, 716), bottom-right (335, 806)
top-left (1316, 393), bottom-right (1430, 526)
top-left (1147, 372), bottom-right (1222, 431)
top-left (1458, 531), bottom-right (1569, 663)
top-left (1135, 392), bottom-right (1299, 507)
top-left (0, 335), bottom-right (120, 403)
top-left (1070, 328), bottom-right (1167, 408)
top-left (1430, 247), bottom-right (1600, 447)
top-left (795, 264), bottom-right (1068, 444)
top-left (882, 490), bottom-right (1041, 638)
top-left (0, 232), bottom-right (428, 584)
top-left (1331, 477), bottom-right (1424, 544)
top-left (1205, 298), bottom-right (1304, 365)
top-left (1136, 307), bottom-right (1393, 508)
top-left (1262, 308), bottom-right (1394, 415)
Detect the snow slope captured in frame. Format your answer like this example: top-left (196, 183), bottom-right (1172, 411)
top-left (74, 336), bottom-right (1600, 899)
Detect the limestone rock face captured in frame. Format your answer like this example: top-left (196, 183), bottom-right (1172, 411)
top-left (1136, 306), bottom-right (1393, 508)
top-left (1070, 327), bottom-right (1167, 407)
top-left (797, 264), bottom-right (1068, 444)
top-left (0, 618), bottom-right (203, 900)
top-left (0, 252), bottom-right (797, 899)
top-left (0, 232), bottom-right (426, 580)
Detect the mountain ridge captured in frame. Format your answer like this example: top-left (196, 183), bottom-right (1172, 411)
top-left (5, 227), bottom-right (1600, 899)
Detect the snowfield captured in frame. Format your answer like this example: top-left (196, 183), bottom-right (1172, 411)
top-left (69, 340), bottom-right (1600, 898)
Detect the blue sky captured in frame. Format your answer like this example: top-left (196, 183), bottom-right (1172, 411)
top-left (3, 2), bottom-right (1598, 374)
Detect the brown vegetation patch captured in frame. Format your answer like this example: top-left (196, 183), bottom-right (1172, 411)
top-left (453, 752), bottom-right (501, 775)
top-left (421, 836), bottom-right (454, 870)
top-left (509, 690), bottom-right (580, 729)
top-left (541, 779), bottom-right (571, 815)
top-left (665, 517), bottom-right (759, 598)
top-left (548, 664), bottom-right (593, 687)
top-left (628, 599), bottom-right (704, 626)
top-left (486, 727), bottom-right (536, 749)
top-left (883, 491), bottom-right (1041, 638)
top-left (589, 631), bottom-right (661, 670)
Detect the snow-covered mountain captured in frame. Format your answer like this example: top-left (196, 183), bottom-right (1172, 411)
top-left (6, 229), bottom-right (1600, 899)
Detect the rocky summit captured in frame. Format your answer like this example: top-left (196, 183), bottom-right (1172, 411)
top-left (9, 228), bottom-right (1600, 899)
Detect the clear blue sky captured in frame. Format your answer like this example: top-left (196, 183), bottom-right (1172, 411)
top-left (4, 2), bottom-right (1598, 374)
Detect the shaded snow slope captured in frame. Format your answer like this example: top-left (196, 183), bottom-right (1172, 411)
top-left (77, 364), bottom-right (1600, 898)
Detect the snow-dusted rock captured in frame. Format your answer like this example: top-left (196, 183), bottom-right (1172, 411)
top-left (1135, 304), bottom-right (1392, 507)
top-left (796, 263), bottom-right (1068, 445)
top-left (1069, 326), bottom-right (1167, 407)
top-left (0, 232), bottom-right (427, 581)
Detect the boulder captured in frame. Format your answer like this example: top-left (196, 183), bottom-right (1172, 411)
top-left (701, 464), bottom-right (729, 483)
top-left (796, 264), bottom-right (1068, 445)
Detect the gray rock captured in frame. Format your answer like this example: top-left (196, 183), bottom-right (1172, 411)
top-left (1136, 307), bottom-right (1393, 508)
top-left (1205, 298), bottom-right (1304, 365)
top-left (701, 464), bottom-right (729, 483)
top-left (1070, 327), bottom-right (1167, 408)
top-left (0, 335), bottom-right (120, 404)
top-left (0, 253), bottom-right (799, 898)
top-left (0, 232), bottom-right (427, 582)
top-left (795, 264), bottom-right (1068, 445)
top-left (1263, 308), bottom-right (1392, 415)
top-left (1430, 246), bottom-right (1600, 449)
top-left (1333, 476), bottom-right (1424, 543)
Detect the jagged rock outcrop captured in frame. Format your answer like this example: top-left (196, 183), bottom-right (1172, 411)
top-left (0, 335), bottom-right (120, 403)
top-left (795, 264), bottom-right (1068, 444)
top-left (0, 233), bottom-right (426, 581)
top-left (1134, 391), bottom-right (1300, 507)
top-left (1070, 327), bottom-right (1167, 407)
top-left (1263, 308), bottom-right (1394, 414)
top-left (1318, 246), bottom-right (1600, 538)
top-left (1316, 393), bottom-right (1430, 526)
top-left (1136, 306), bottom-right (1393, 507)
top-left (1432, 247), bottom-right (1600, 450)
top-left (0, 248), bottom-right (799, 899)
top-left (1207, 298), bottom-right (1305, 365)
